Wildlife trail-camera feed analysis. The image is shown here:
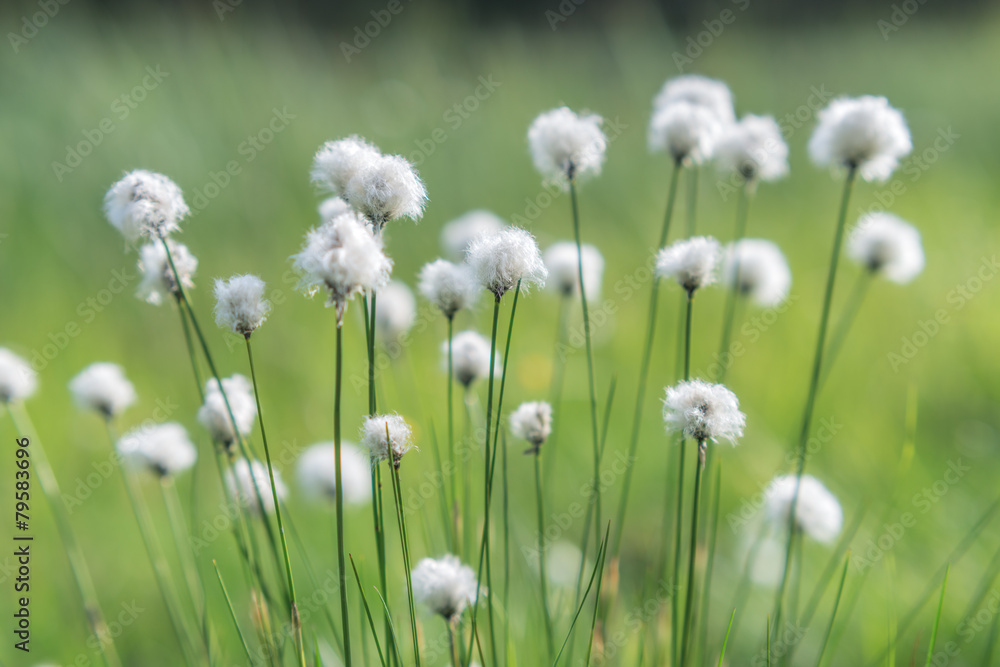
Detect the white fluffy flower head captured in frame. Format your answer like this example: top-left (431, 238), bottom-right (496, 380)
top-left (0, 348), bottom-right (37, 404)
top-left (648, 101), bottom-right (722, 165)
top-left (808, 96), bottom-right (912, 182)
top-left (765, 474), bottom-right (843, 543)
top-left (226, 459), bottom-right (287, 516)
top-left (848, 213), bottom-right (924, 284)
top-left (723, 239), bottom-right (792, 307)
top-left (528, 107), bottom-right (607, 187)
top-left (543, 242), bottom-right (604, 301)
top-left (663, 379), bottom-right (745, 445)
top-left (653, 75), bottom-right (735, 125)
top-left (656, 236), bottom-right (721, 293)
top-left (214, 274), bottom-right (271, 336)
top-left (104, 170), bottom-right (190, 242)
top-left (448, 331), bottom-right (498, 388)
top-left (197, 374), bottom-right (256, 447)
top-left (311, 137), bottom-right (381, 199)
top-left (297, 442), bottom-right (371, 506)
top-left (136, 239), bottom-right (197, 306)
top-left (69, 362), bottom-right (137, 418)
top-left (509, 401), bottom-right (553, 453)
top-left (117, 423), bottom-right (197, 478)
top-left (319, 196), bottom-right (352, 222)
top-left (375, 281), bottom-right (417, 340)
top-left (361, 414), bottom-right (414, 467)
top-left (468, 227), bottom-right (548, 298)
top-left (715, 115), bottom-right (789, 183)
top-left (345, 153), bottom-right (427, 230)
top-left (412, 554), bottom-right (481, 621)
top-left (419, 259), bottom-right (479, 319)
top-left (441, 210), bottom-right (506, 260)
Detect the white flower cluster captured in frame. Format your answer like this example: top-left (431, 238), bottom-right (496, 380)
top-left (0, 348), bottom-right (38, 404)
top-left (117, 423), bottom-right (197, 478)
top-left (419, 259), bottom-right (479, 319)
top-left (528, 107), bottom-right (607, 187)
top-left (848, 213), bottom-right (924, 284)
top-left (447, 331), bottom-right (499, 388)
top-left (467, 227), bottom-right (548, 298)
top-left (509, 401), bottom-right (553, 452)
top-left (809, 95), bottom-right (912, 182)
top-left (375, 281), bottom-right (417, 340)
top-left (361, 413), bottom-right (415, 466)
top-left (649, 75), bottom-right (734, 164)
top-left (411, 554), bottom-right (482, 621)
top-left (715, 114), bottom-right (789, 183)
top-left (136, 238), bottom-right (198, 306)
top-left (214, 274), bottom-right (271, 337)
top-left (197, 374), bottom-right (257, 447)
top-left (69, 362), bottom-right (137, 419)
top-left (104, 170), bottom-right (190, 242)
top-left (662, 379), bottom-right (745, 444)
top-left (656, 236), bottom-right (721, 294)
top-left (226, 459), bottom-right (288, 516)
top-left (765, 474), bottom-right (843, 544)
top-left (723, 239), bottom-right (792, 307)
top-left (543, 242), bottom-right (604, 301)
top-left (441, 210), bottom-right (506, 260)
top-left (297, 441), bottom-right (371, 506)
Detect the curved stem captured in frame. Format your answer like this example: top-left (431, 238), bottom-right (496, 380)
top-left (391, 465), bottom-right (421, 667)
top-left (680, 441), bottom-right (707, 667)
top-left (535, 452), bottom-right (556, 659)
top-left (543, 296), bottom-right (571, 489)
top-left (819, 271), bottom-right (872, 388)
top-left (671, 292), bottom-right (695, 665)
top-left (332, 325), bottom-right (354, 666)
top-left (715, 185), bottom-right (752, 383)
top-left (447, 315), bottom-right (457, 552)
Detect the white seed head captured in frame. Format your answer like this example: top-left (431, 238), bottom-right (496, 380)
top-left (418, 259), bottom-right (479, 319)
top-left (467, 227), bottom-right (548, 298)
top-left (723, 239), bottom-right (792, 307)
top-left (0, 348), bottom-right (37, 403)
top-left (847, 213), bottom-right (924, 284)
top-left (765, 474), bottom-right (843, 543)
top-left (69, 362), bottom-right (137, 418)
top-left (447, 331), bottom-right (499, 388)
top-left (117, 422), bottom-right (197, 478)
top-left (653, 75), bottom-right (736, 126)
top-left (375, 281), bottom-right (417, 340)
top-left (318, 196), bottom-right (352, 222)
top-left (662, 379), bottom-right (745, 444)
top-left (361, 413), bottom-right (414, 466)
top-left (104, 170), bottom-right (190, 242)
top-left (528, 107), bottom-right (607, 187)
top-left (296, 442), bottom-right (371, 506)
top-left (344, 153), bottom-right (427, 228)
top-left (197, 374), bottom-right (257, 446)
top-left (543, 241), bottom-right (604, 301)
top-left (715, 115), bottom-right (789, 183)
top-left (441, 210), bottom-right (506, 261)
top-left (136, 239), bottom-right (197, 306)
top-left (214, 274), bottom-right (271, 336)
top-left (808, 96), bottom-right (912, 182)
top-left (648, 101), bottom-right (722, 165)
top-left (412, 554), bottom-right (481, 621)
top-left (311, 136), bottom-right (381, 198)
top-left (656, 236), bottom-right (721, 293)
top-left (226, 459), bottom-right (287, 516)
top-left (509, 401), bottom-right (553, 449)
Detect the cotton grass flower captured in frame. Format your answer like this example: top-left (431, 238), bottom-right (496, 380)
top-left (117, 423), bottom-right (197, 478)
top-left (361, 413), bottom-right (414, 467)
top-left (214, 274), bottom-right (271, 337)
top-left (69, 362), bottom-right (137, 419)
top-left (136, 239), bottom-right (197, 305)
top-left (441, 210), bottom-right (505, 260)
top-left (319, 196), bottom-right (352, 222)
top-left (543, 242), bottom-right (604, 301)
top-left (648, 101), bottom-right (722, 165)
top-left (226, 459), bottom-right (288, 515)
top-left (656, 236), bottom-right (722, 294)
top-left (653, 74), bottom-right (735, 125)
top-left (448, 331), bottom-right (498, 388)
top-left (375, 281), bottom-right (417, 340)
top-left (467, 227), bottom-right (547, 299)
top-left (663, 379), bottom-right (745, 445)
top-left (197, 374), bottom-right (257, 447)
top-left (411, 554), bottom-right (481, 621)
top-left (311, 136), bottom-right (381, 199)
top-left (0, 348), bottom-right (37, 403)
top-left (345, 153), bottom-right (427, 230)
top-left (848, 213), bottom-right (924, 284)
top-left (418, 259), bottom-right (479, 319)
top-left (104, 170), bottom-right (190, 242)
top-left (715, 115), bottom-right (789, 184)
top-left (509, 401), bottom-right (553, 453)
top-left (297, 442), bottom-right (371, 506)
top-left (723, 239), bottom-right (792, 307)
top-left (808, 95), bottom-right (912, 182)
top-left (528, 107), bottom-right (607, 187)
top-left (765, 474), bottom-right (843, 544)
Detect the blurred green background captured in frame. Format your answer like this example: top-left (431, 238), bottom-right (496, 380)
top-left (2, 1), bottom-right (1000, 664)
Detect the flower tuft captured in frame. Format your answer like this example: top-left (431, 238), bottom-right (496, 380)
top-left (69, 362), bottom-right (137, 419)
top-left (656, 236), bottom-right (721, 293)
top-left (297, 442), bottom-right (371, 506)
top-left (808, 96), bottom-right (912, 182)
top-left (412, 554), bottom-right (482, 621)
top-left (104, 170), bottom-right (190, 242)
top-left (441, 210), bottom-right (506, 260)
top-left (375, 281), bottom-right (417, 340)
top-left (136, 239), bottom-right (197, 305)
top-left (319, 196), bottom-right (352, 222)
top-left (360, 413), bottom-right (414, 466)
top-left (765, 474), bottom-right (843, 543)
top-left (0, 348), bottom-right (37, 404)
top-left (663, 379), bottom-right (745, 444)
top-left (509, 401), bottom-right (553, 452)
top-left (311, 137), bottom-right (381, 198)
top-left (226, 459), bottom-right (287, 515)
top-left (543, 242), bottom-right (604, 301)
top-left (723, 239), bottom-right (792, 307)
top-left (653, 75), bottom-right (735, 125)
top-left (214, 274), bottom-right (271, 336)
top-left (197, 374), bottom-right (257, 447)
top-left (467, 227), bottom-right (548, 298)
top-left (715, 115), bottom-right (789, 183)
top-left (528, 107), bottom-right (607, 187)
top-left (117, 423), bottom-right (197, 477)
top-left (418, 259), bottom-right (479, 319)
top-left (447, 331), bottom-right (499, 388)
top-left (345, 153), bottom-right (428, 229)
top-left (847, 213), bottom-right (924, 284)
top-left (648, 101), bottom-right (722, 165)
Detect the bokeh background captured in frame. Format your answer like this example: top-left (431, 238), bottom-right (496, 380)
top-left (2, 0), bottom-right (1000, 664)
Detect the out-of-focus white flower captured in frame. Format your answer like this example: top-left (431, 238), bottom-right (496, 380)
top-left (765, 474), bottom-right (843, 544)
top-left (375, 281), bottom-right (417, 340)
top-left (663, 379), bottom-right (745, 444)
top-left (117, 423), bottom-right (197, 477)
top-left (847, 213), bottom-right (924, 284)
top-left (468, 227), bottom-right (548, 298)
top-left (528, 107), bottom-right (607, 187)
top-left (197, 375), bottom-right (256, 447)
top-left (653, 75), bottom-right (735, 125)
top-left (311, 137), bottom-right (381, 199)
top-left (319, 196), bottom-right (352, 222)
top-left (543, 242), bottom-right (604, 301)
top-left (297, 442), bottom-right (371, 506)
top-left (544, 541), bottom-right (586, 589)
top-left (345, 153), bottom-right (427, 230)
top-left (447, 331), bottom-right (499, 388)
top-left (715, 115), bottom-right (789, 183)
top-left (648, 101), bottom-right (722, 165)
top-left (0, 348), bottom-right (37, 403)
top-left (509, 401), bottom-right (553, 452)
top-left (723, 239), bottom-right (792, 307)
top-left (226, 459), bottom-right (287, 515)
top-left (808, 96), bottom-right (912, 182)
top-left (411, 554), bottom-right (481, 621)
top-left (441, 210), bottom-right (506, 260)
top-left (292, 211), bottom-right (393, 322)
top-left (136, 239), bottom-right (197, 305)
top-left (656, 236), bottom-right (721, 293)
top-left (104, 170), bottom-right (190, 242)
top-left (69, 362), bottom-right (137, 419)
top-left (214, 274), bottom-right (271, 337)
top-left (361, 414), bottom-right (414, 466)
top-left (418, 259), bottom-right (479, 319)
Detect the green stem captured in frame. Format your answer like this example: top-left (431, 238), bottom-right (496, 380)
top-left (160, 478), bottom-right (211, 655)
top-left (391, 465), bottom-right (421, 667)
top-left (672, 292), bottom-right (695, 665)
top-left (814, 554), bottom-right (850, 667)
top-left (686, 165), bottom-right (699, 236)
top-left (715, 185), bottom-right (751, 383)
top-left (213, 560), bottom-right (254, 664)
top-left (543, 296), bottom-right (571, 489)
top-left (535, 452), bottom-right (556, 659)
top-left (447, 315), bottom-right (457, 552)
top-left (696, 457), bottom-right (723, 664)
top-left (819, 271), bottom-right (872, 388)
top-left (333, 324), bottom-right (354, 667)
top-left (680, 441), bottom-right (706, 667)
top-left (502, 430), bottom-right (511, 667)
